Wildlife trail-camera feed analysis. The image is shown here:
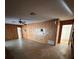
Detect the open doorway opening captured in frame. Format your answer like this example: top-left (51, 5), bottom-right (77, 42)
top-left (17, 27), bottom-right (23, 48)
top-left (60, 25), bottom-right (72, 45)
top-left (17, 27), bottom-right (22, 39)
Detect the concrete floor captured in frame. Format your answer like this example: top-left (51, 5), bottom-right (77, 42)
top-left (5, 39), bottom-right (72, 59)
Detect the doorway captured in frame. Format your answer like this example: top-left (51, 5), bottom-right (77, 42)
top-left (60, 25), bottom-right (72, 45)
top-left (17, 27), bottom-right (23, 47)
top-left (17, 27), bottom-right (22, 39)
top-left (57, 20), bottom-right (74, 45)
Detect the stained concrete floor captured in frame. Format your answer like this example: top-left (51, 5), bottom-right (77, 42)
top-left (5, 39), bottom-right (72, 59)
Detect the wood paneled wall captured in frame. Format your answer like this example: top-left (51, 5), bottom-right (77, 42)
top-left (22, 19), bottom-right (58, 44)
top-left (5, 24), bottom-right (19, 40)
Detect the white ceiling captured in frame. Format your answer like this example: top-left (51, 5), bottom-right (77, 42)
top-left (5, 0), bottom-right (74, 25)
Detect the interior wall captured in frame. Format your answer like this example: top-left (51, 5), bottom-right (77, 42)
top-left (22, 19), bottom-right (58, 44)
top-left (5, 24), bottom-right (19, 40)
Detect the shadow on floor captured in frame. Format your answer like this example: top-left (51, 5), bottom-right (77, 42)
top-left (5, 48), bottom-right (14, 59)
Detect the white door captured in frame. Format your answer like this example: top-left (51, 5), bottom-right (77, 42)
top-left (61, 25), bottom-right (72, 45)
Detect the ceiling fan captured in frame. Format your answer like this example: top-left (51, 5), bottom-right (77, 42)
top-left (17, 12), bottom-right (35, 24)
top-left (18, 18), bottom-right (26, 25)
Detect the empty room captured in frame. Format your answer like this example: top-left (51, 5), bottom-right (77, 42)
top-left (5, 0), bottom-right (74, 59)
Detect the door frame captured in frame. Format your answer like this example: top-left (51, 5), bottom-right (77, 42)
top-left (57, 19), bottom-right (74, 43)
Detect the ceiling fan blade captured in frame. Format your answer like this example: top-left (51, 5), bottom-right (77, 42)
top-left (22, 21), bottom-right (26, 24)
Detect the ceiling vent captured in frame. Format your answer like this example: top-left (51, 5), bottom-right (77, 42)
top-left (30, 12), bottom-right (37, 15)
